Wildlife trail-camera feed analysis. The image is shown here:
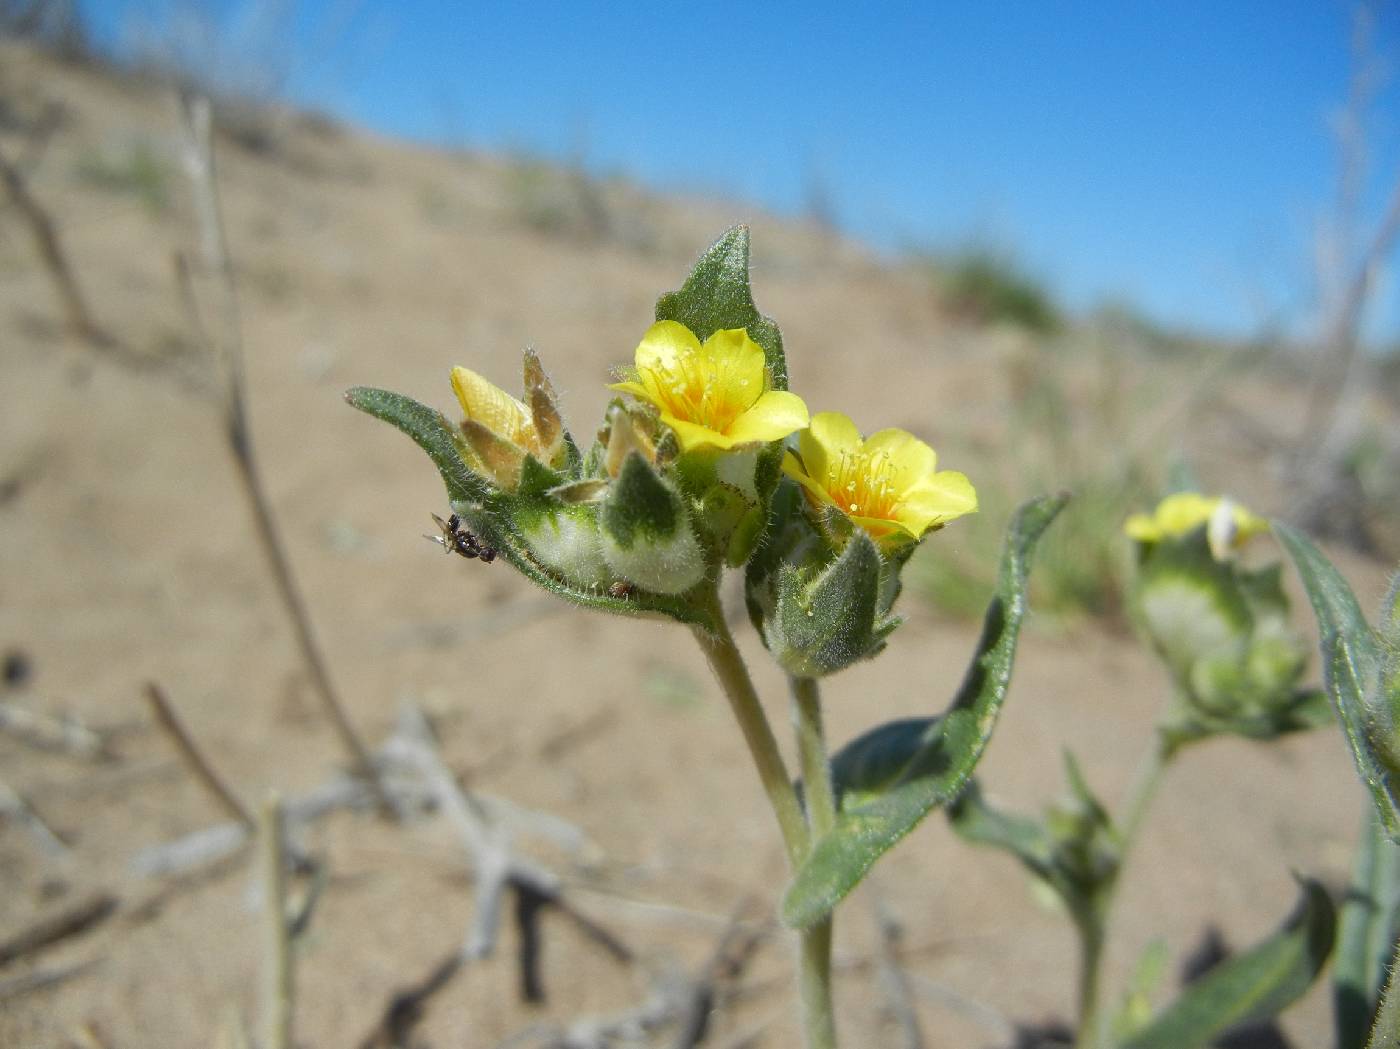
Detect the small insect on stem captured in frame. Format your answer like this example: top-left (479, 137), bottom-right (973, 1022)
top-left (426, 513), bottom-right (497, 563)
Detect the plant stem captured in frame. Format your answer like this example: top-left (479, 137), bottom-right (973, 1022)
top-left (792, 675), bottom-right (839, 1049)
top-left (791, 676), bottom-right (837, 838)
top-left (1074, 919), bottom-right (1105, 1049)
top-left (1074, 730), bottom-right (1175, 1049)
top-left (689, 612), bottom-right (807, 867)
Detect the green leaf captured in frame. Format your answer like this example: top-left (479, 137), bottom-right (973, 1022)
top-left (947, 779), bottom-right (1053, 879)
top-left (780, 493), bottom-right (1067, 929)
top-left (1336, 808), bottom-right (1400, 1049)
top-left (1274, 522), bottom-right (1400, 839)
top-left (655, 225), bottom-right (788, 389)
top-left (345, 386), bottom-right (491, 504)
top-left (1121, 879), bottom-right (1334, 1049)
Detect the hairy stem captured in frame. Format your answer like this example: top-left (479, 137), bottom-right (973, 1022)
top-left (690, 613), bottom-right (806, 866)
top-left (792, 675), bottom-right (838, 1049)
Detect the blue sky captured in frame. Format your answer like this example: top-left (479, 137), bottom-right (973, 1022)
top-left (81, 1), bottom-right (1400, 339)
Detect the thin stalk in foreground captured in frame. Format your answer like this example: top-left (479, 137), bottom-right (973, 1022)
top-left (791, 675), bottom-right (839, 1049)
top-left (1075, 730), bottom-right (1175, 1049)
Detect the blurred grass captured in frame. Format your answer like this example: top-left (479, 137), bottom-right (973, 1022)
top-left (920, 247), bottom-right (1062, 335)
top-left (909, 323), bottom-right (1159, 624)
top-left (73, 138), bottom-right (170, 214)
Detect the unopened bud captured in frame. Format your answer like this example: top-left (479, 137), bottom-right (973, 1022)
top-left (764, 530), bottom-right (898, 677)
top-left (599, 452), bottom-right (705, 595)
top-left (519, 506), bottom-right (611, 591)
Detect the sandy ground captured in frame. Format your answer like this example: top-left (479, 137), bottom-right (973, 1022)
top-left (1, 44), bottom-right (1397, 1048)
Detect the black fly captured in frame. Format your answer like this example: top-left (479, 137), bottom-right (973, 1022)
top-left (427, 513), bottom-right (496, 563)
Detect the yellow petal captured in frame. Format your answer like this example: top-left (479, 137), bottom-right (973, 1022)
top-left (663, 415), bottom-right (737, 452)
top-left (634, 320), bottom-right (704, 378)
top-left (451, 366), bottom-right (529, 442)
top-left (607, 379), bottom-right (657, 404)
top-left (701, 328), bottom-right (767, 402)
top-left (783, 450), bottom-right (838, 507)
top-left (800, 411), bottom-right (863, 487)
top-left (1123, 513), bottom-right (1159, 541)
top-left (863, 428), bottom-right (938, 489)
top-left (850, 513), bottom-right (913, 541)
top-left (897, 471), bottom-right (978, 533)
top-left (1153, 493), bottom-right (1215, 535)
top-left (724, 390), bottom-right (810, 445)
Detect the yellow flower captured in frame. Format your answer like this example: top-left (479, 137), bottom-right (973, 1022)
top-left (609, 321), bottom-right (809, 452)
top-left (1124, 493), bottom-right (1268, 559)
top-left (782, 411), bottom-right (977, 543)
top-left (451, 348), bottom-right (565, 488)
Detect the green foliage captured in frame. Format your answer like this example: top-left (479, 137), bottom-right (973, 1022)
top-left (656, 225), bottom-right (788, 390)
top-left (928, 248), bottom-right (1061, 335)
top-left (780, 493), bottom-right (1066, 929)
top-left (1119, 880), bottom-right (1336, 1049)
top-left (1275, 522), bottom-right (1400, 838)
top-left (74, 139), bottom-right (170, 213)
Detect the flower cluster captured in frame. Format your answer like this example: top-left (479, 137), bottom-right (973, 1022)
top-left (351, 229), bottom-right (977, 676)
top-left (1123, 491), bottom-right (1312, 740)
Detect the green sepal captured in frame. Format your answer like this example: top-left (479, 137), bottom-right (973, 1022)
top-left (346, 386), bottom-right (707, 625)
top-left (1335, 808), bottom-right (1400, 1049)
top-left (697, 481), bottom-right (748, 540)
top-left (346, 386), bottom-right (492, 504)
top-left (780, 493), bottom-right (1066, 929)
top-left (515, 453), bottom-right (567, 499)
top-left (601, 452), bottom-right (684, 548)
top-left (765, 530), bottom-right (896, 678)
top-left (655, 225), bottom-right (788, 389)
top-left (1120, 879), bottom-right (1336, 1049)
top-left (726, 506), bottom-right (767, 568)
top-left (1275, 522), bottom-right (1400, 839)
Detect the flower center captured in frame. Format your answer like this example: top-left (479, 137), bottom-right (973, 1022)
top-left (642, 347), bottom-right (753, 434)
top-left (826, 449), bottom-right (901, 520)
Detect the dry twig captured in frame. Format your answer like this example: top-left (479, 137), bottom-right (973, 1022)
top-left (172, 91), bottom-right (394, 813)
top-left (145, 682), bottom-right (254, 828)
top-left (0, 957), bottom-right (101, 1002)
top-left (0, 893), bottom-right (118, 969)
top-left (0, 139), bottom-right (108, 346)
top-left (0, 777), bottom-right (69, 856)
top-left (870, 890), bottom-right (925, 1049)
top-left (0, 698), bottom-right (109, 759)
